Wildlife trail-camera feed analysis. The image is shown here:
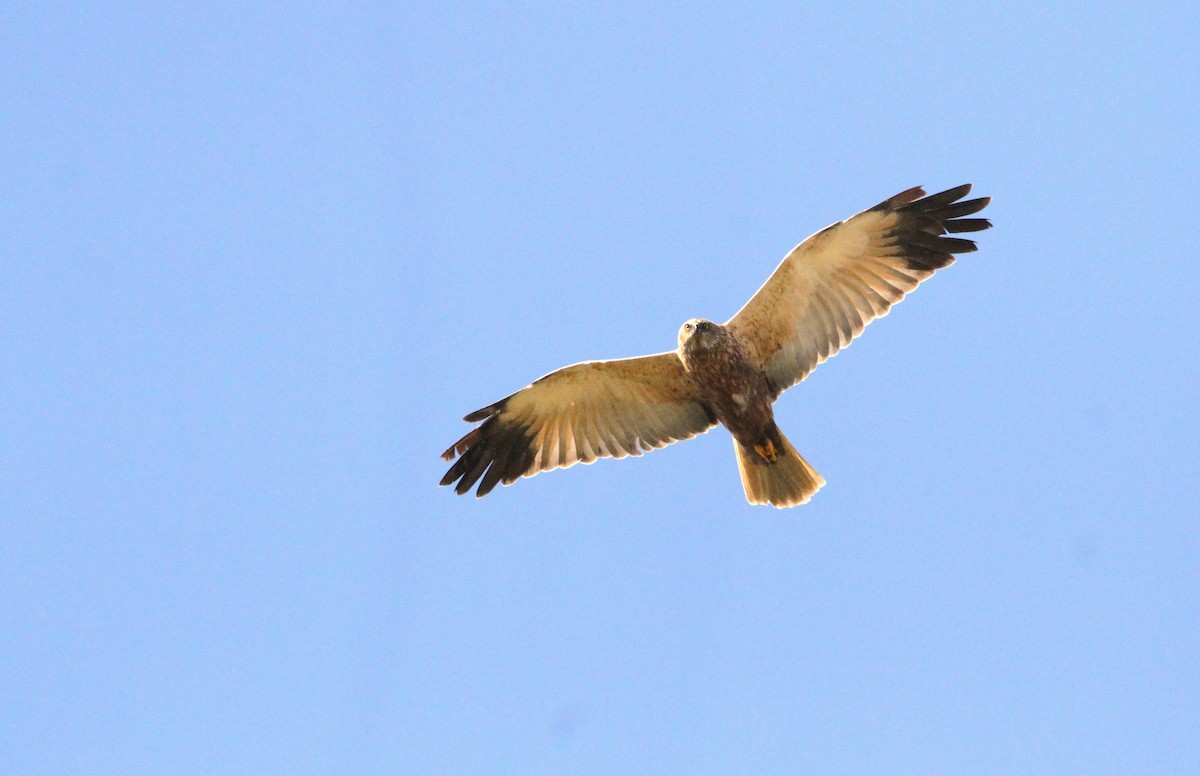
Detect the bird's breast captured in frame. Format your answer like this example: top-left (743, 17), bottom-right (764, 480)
top-left (683, 336), bottom-right (774, 441)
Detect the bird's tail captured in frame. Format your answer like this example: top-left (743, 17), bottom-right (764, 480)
top-left (734, 426), bottom-right (824, 508)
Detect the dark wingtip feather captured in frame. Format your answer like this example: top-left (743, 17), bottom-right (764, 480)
top-left (929, 196), bottom-right (991, 221)
top-left (441, 426), bottom-right (481, 461)
top-left (441, 411), bottom-right (537, 498)
top-left (474, 422), bottom-right (530, 497)
top-left (888, 184), bottom-right (992, 266)
top-left (439, 457), bottom-right (466, 486)
top-left (875, 186), bottom-right (926, 210)
top-left (463, 402), bottom-right (499, 423)
top-left (935, 236), bottom-right (981, 253)
top-left (943, 218), bottom-right (991, 234)
top-left (916, 183), bottom-right (973, 209)
top-left (454, 449), bottom-right (492, 495)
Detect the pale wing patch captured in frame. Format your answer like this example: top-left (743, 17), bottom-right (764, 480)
top-left (440, 351), bottom-right (718, 497)
top-left (728, 211), bottom-right (891, 368)
top-left (503, 353), bottom-right (710, 474)
top-left (725, 185), bottom-right (990, 395)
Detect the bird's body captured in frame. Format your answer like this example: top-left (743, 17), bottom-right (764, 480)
top-left (676, 318), bottom-right (825, 505)
top-left (676, 319), bottom-right (773, 452)
top-left (440, 184), bottom-right (992, 507)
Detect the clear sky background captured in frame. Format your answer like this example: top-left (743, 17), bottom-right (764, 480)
top-left (3, 3), bottom-right (1198, 774)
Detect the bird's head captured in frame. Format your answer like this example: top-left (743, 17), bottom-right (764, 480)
top-left (677, 318), bottom-right (719, 352)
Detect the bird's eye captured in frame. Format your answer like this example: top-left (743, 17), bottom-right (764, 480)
top-left (684, 322), bottom-right (693, 331)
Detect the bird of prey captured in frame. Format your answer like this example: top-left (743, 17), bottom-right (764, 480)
top-left (441, 184), bottom-right (991, 507)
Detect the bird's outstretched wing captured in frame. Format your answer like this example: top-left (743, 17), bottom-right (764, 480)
top-left (726, 184), bottom-right (991, 395)
top-left (441, 352), bottom-right (717, 498)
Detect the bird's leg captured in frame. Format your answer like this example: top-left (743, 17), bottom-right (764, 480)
top-left (753, 439), bottom-right (778, 463)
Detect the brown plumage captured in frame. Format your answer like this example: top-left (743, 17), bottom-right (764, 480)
top-left (675, 318), bottom-right (823, 506)
top-left (440, 184), bottom-right (991, 507)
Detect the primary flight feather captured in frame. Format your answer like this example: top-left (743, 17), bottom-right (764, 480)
top-left (441, 184), bottom-right (991, 507)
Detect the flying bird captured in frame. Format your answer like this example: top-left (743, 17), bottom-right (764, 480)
top-left (441, 184), bottom-right (991, 507)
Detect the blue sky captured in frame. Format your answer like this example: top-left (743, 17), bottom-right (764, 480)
top-left (3, 2), bottom-right (1198, 774)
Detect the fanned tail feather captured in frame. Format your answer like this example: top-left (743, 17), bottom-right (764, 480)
top-left (734, 428), bottom-right (824, 508)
